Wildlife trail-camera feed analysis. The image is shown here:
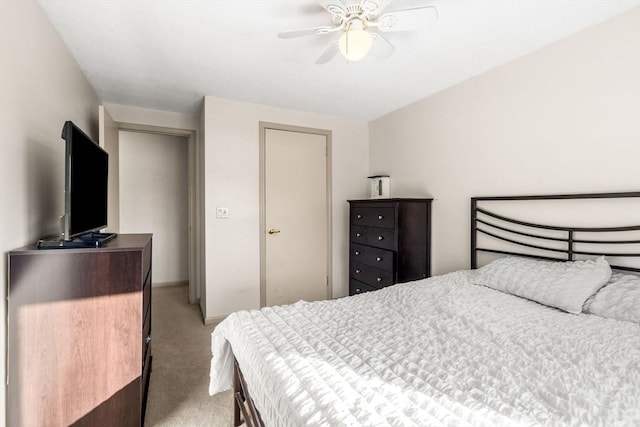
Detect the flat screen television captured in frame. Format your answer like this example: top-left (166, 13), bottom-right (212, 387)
top-left (38, 121), bottom-right (113, 248)
top-left (62, 120), bottom-right (109, 240)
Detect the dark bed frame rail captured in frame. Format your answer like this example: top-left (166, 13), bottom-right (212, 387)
top-left (233, 356), bottom-right (265, 427)
top-left (471, 192), bottom-right (640, 272)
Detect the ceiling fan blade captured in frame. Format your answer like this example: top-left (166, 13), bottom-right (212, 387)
top-left (316, 41), bottom-right (340, 64)
top-left (317, 0), bottom-right (346, 19)
top-left (278, 26), bottom-right (340, 39)
top-left (370, 32), bottom-right (395, 60)
top-left (375, 6), bottom-right (438, 32)
top-left (360, 0), bottom-right (394, 16)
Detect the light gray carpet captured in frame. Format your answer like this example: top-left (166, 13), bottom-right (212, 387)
top-left (144, 284), bottom-right (234, 426)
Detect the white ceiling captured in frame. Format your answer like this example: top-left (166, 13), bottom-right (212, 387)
top-left (38, 0), bottom-right (640, 121)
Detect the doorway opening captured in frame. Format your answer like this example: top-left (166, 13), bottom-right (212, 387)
top-left (99, 106), bottom-right (200, 305)
top-left (119, 130), bottom-right (189, 288)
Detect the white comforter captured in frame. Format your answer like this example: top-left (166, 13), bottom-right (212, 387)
top-left (209, 271), bottom-right (640, 426)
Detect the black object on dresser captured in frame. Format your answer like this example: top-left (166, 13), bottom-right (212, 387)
top-left (348, 198), bottom-right (432, 295)
top-left (7, 234), bottom-right (153, 426)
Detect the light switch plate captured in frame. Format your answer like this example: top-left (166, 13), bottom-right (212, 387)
top-left (216, 207), bottom-right (229, 219)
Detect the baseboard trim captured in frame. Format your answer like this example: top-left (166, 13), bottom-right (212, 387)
top-left (203, 314), bottom-right (228, 326)
top-left (153, 280), bottom-right (188, 288)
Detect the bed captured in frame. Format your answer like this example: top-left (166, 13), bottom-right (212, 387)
top-left (209, 192), bottom-right (640, 426)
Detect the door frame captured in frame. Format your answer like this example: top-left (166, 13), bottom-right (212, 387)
top-left (100, 106), bottom-right (199, 305)
top-left (259, 122), bottom-right (333, 307)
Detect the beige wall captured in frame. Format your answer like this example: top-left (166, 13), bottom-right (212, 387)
top-left (119, 131), bottom-right (189, 284)
top-left (370, 7), bottom-right (640, 275)
top-left (0, 0), bottom-right (101, 422)
top-left (203, 97), bottom-right (369, 321)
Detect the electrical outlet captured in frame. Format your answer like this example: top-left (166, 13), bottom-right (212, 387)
top-left (216, 207), bottom-right (229, 219)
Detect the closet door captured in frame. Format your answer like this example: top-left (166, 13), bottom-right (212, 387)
top-left (262, 126), bottom-right (331, 307)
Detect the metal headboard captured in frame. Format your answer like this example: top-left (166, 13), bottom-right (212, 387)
top-left (471, 192), bottom-right (640, 273)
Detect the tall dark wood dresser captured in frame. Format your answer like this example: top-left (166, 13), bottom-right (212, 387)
top-left (348, 198), bottom-right (432, 295)
top-left (7, 234), bottom-right (153, 426)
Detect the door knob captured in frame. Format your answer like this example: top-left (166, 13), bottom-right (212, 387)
top-left (267, 228), bottom-right (281, 234)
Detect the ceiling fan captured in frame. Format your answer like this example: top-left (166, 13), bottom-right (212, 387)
top-left (278, 0), bottom-right (438, 64)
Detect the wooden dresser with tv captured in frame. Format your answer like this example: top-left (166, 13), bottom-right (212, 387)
top-left (7, 234), bottom-right (153, 426)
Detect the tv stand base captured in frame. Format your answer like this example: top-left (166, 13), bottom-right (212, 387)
top-left (37, 232), bottom-right (117, 249)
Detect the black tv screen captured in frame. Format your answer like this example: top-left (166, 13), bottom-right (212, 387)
top-left (62, 121), bottom-right (108, 240)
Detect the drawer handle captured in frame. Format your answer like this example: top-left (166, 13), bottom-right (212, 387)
top-left (378, 215), bottom-right (384, 220)
top-left (378, 236), bottom-right (384, 241)
top-left (145, 335), bottom-right (151, 345)
top-left (376, 256), bottom-right (382, 262)
top-left (376, 277), bottom-right (382, 282)
top-left (356, 233), bottom-right (362, 237)
top-left (355, 251), bottom-right (360, 255)
top-left (355, 269), bottom-right (361, 274)
top-left (356, 214), bottom-right (362, 219)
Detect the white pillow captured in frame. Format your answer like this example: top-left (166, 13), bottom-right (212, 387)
top-left (583, 272), bottom-right (640, 323)
top-left (472, 256), bottom-right (611, 314)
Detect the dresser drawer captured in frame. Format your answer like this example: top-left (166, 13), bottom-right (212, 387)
top-left (142, 345), bottom-right (152, 418)
top-left (351, 226), bottom-right (395, 250)
top-left (142, 347), bottom-right (151, 389)
top-left (143, 273), bottom-right (151, 320)
top-left (351, 207), bottom-right (395, 228)
top-left (143, 244), bottom-right (152, 281)
top-left (350, 243), bottom-right (394, 272)
top-left (351, 262), bottom-right (394, 287)
top-left (349, 279), bottom-right (379, 295)
top-left (142, 304), bottom-right (151, 363)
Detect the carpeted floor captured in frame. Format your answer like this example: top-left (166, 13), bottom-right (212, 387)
top-left (144, 284), bottom-right (234, 426)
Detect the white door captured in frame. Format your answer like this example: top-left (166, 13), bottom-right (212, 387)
top-left (263, 126), bottom-right (330, 307)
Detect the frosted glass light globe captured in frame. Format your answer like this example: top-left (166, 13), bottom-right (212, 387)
top-left (338, 20), bottom-right (372, 61)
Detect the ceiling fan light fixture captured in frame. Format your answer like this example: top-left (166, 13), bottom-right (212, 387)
top-left (338, 19), bottom-right (372, 61)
